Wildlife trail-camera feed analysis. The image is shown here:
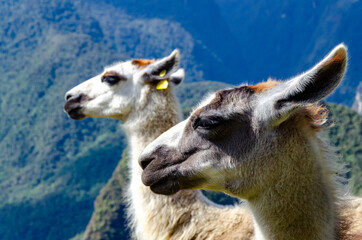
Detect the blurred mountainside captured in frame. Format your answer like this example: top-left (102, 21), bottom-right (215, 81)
top-left (214, 0), bottom-right (362, 105)
top-left (352, 82), bottom-right (362, 114)
top-left (0, 0), bottom-right (361, 239)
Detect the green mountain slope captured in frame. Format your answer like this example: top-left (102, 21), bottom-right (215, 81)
top-left (0, 0), bottom-right (361, 239)
top-left (327, 103), bottom-right (362, 196)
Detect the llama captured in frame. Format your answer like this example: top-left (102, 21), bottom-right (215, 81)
top-left (140, 44), bottom-right (362, 240)
top-left (64, 50), bottom-right (254, 240)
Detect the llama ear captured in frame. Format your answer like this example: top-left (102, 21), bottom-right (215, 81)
top-left (168, 68), bottom-right (185, 85)
top-left (257, 44), bottom-right (347, 127)
top-left (142, 49), bottom-right (181, 84)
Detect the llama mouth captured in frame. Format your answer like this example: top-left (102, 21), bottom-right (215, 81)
top-left (142, 162), bottom-right (207, 196)
top-left (64, 99), bottom-right (86, 120)
top-left (142, 164), bottom-right (180, 195)
top-left (149, 178), bottom-right (181, 195)
top-left (65, 106), bottom-right (86, 120)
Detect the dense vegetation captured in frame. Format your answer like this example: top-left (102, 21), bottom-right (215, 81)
top-left (0, 0), bottom-right (361, 239)
top-left (327, 104), bottom-right (362, 196)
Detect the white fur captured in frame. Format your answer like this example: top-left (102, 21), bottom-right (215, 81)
top-left (142, 120), bottom-right (187, 158)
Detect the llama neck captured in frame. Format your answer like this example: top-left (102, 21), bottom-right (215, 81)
top-left (124, 87), bottom-right (182, 174)
top-left (123, 87), bottom-right (208, 239)
top-left (247, 132), bottom-right (338, 240)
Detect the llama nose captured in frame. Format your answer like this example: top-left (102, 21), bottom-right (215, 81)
top-left (139, 154), bottom-right (154, 170)
top-left (65, 93), bottom-right (73, 101)
top-left (65, 93), bottom-right (89, 103)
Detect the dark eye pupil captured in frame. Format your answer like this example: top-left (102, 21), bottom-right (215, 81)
top-left (102, 76), bottom-right (121, 85)
top-left (194, 118), bottom-right (221, 130)
top-left (200, 121), bottom-right (209, 127)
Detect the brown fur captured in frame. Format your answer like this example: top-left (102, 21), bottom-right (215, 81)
top-left (249, 78), bottom-right (279, 93)
top-left (323, 48), bottom-right (346, 67)
top-left (102, 71), bottom-right (127, 80)
top-left (337, 215), bottom-right (352, 240)
top-left (132, 59), bottom-right (155, 68)
top-left (297, 104), bottom-right (329, 132)
top-left (103, 71), bottom-right (118, 77)
top-left (339, 198), bottom-right (362, 240)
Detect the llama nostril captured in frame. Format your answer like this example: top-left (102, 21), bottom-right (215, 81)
top-left (139, 156), bottom-right (154, 170)
top-left (65, 93), bottom-right (73, 101)
top-left (65, 93), bottom-right (89, 103)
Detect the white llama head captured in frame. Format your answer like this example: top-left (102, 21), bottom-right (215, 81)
top-left (64, 50), bottom-right (184, 121)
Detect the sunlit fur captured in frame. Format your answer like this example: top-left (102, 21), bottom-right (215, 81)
top-left (65, 51), bottom-right (255, 240)
top-left (140, 44), bottom-right (362, 240)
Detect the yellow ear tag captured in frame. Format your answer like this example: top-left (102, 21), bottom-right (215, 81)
top-left (159, 69), bottom-right (167, 77)
top-left (156, 79), bottom-right (169, 90)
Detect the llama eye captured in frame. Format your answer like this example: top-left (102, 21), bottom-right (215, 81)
top-left (193, 117), bottom-right (222, 130)
top-left (102, 75), bottom-right (122, 85)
